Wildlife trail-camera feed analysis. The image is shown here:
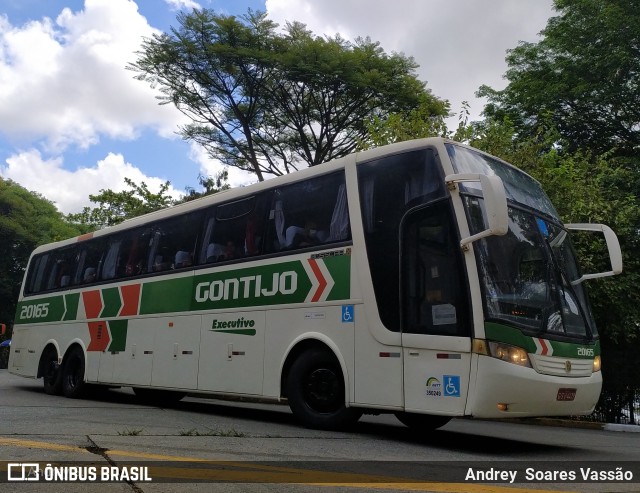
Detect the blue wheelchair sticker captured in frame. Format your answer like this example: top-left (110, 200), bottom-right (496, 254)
top-left (443, 375), bottom-right (461, 397)
top-left (342, 305), bottom-right (354, 323)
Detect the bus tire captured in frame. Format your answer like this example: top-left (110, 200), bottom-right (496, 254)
top-left (41, 348), bottom-right (62, 396)
top-left (395, 412), bottom-right (451, 431)
top-left (286, 349), bottom-right (361, 430)
top-left (61, 346), bottom-right (86, 398)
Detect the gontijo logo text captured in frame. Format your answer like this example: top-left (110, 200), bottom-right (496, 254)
top-left (195, 271), bottom-right (297, 302)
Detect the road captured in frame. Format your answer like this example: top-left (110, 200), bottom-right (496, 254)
top-left (0, 369), bottom-right (638, 493)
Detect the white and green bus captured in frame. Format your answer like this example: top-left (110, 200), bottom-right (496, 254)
top-left (9, 138), bottom-right (622, 430)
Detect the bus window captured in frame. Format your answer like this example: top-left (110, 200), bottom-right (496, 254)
top-left (401, 201), bottom-right (469, 336)
top-left (201, 194), bottom-right (270, 264)
top-left (268, 172), bottom-right (350, 253)
top-left (101, 228), bottom-right (154, 280)
top-left (358, 148), bottom-right (446, 331)
top-left (24, 253), bottom-right (49, 295)
top-left (75, 238), bottom-right (106, 285)
top-left (101, 239), bottom-right (121, 281)
top-left (149, 212), bottom-right (202, 272)
top-left (44, 246), bottom-right (79, 291)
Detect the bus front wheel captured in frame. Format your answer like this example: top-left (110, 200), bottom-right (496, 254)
top-left (61, 346), bottom-right (87, 398)
top-left (286, 349), bottom-right (361, 430)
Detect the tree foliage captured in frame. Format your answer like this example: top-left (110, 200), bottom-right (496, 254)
top-left (478, 0), bottom-right (640, 157)
top-left (67, 178), bottom-right (174, 230)
top-left (0, 178), bottom-right (81, 328)
top-left (179, 169), bottom-right (230, 203)
top-left (359, 95), bottom-right (450, 148)
top-left (130, 9), bottom-right (446, 179)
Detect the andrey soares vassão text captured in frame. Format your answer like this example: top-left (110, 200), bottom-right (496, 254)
top-left (465, 466), bottom-right (634, 483)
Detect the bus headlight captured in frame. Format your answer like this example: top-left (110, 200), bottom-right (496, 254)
top-left (593, 355), bottom-right (601, 372)
top-left (487, 341), bottom-right (531, 368)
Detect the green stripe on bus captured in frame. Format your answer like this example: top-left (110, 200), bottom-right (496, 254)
top-left (484, 322), bottom-right (600, 358)
top-left (14, 296), bottom-right (66, 325)
top-left (107, 320), bottom-right (128, 352)
top-left (101, 287), bottom-right (122, 318)
top-left (139, 276), bottom-right (195, 315)
top-left (15, 256), bottom-right (352, 322)
top-left (63, 293), bottom-right (80, 321)
top-left (323, 255), bottom-right (350, 301)
top-left (190, 260), bottom-right (313, 311)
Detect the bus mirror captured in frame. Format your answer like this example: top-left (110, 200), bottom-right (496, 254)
top-left (565, 223), bottom-right (623, 284)
top-left (445, 173), bottom-right (509, 249)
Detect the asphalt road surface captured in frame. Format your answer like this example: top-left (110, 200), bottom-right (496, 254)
top-left (1, 369), bottom-right (638, 493)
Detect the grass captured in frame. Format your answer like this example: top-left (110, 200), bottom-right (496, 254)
top-left (179, 427), bottom-right (246, 437)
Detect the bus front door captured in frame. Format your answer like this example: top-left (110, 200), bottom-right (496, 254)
top-left (400, 203), bottom-right (472, 415)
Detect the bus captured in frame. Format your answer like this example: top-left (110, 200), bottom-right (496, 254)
top-left (8, 138), bottom-right (622, 430)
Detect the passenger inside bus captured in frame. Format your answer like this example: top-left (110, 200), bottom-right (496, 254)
top-left (285, 219), bottom-right (328, 248)
top-left (82, 267), bottom-right (97, 283)
top-left (174, 250), bottom-right (193, 269)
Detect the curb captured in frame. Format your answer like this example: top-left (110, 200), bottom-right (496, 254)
top-left (482, 417), bottom-right (639, 431)
top-left (603, 423), bottom-right (640, 433)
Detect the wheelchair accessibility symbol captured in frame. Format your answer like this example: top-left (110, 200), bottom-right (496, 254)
top-left (342, 305), bottom-right (354, 323)
top-left (443, 375), bottom-right (461, 397)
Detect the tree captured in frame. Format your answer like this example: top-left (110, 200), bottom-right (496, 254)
top-left (180, 169), bottom-right (231, 202)
top-left (0, 178), bottom-right (81, 328)
top-left (359, 95), bottom-right (450, 148)
top-left (130, 9), bottom-right (445, 179)
top-left (478, 0), bottom-right (640, 157)
top-left (67, 178), bottom-right (174, 230)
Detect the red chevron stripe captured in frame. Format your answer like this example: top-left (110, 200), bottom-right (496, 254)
top-left (308, 259), bottom-right (327, 302)
top-left (82, 290), bottom-right (103, 319)
top-left (538, 338), bottom-right (549, 356)
top-left (120, 283), bottom-right (141, 316)
top-left (87, 321), bottom-right (110, 351)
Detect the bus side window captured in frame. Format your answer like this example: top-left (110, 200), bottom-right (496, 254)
top-left (401, 202), bottom-right (469, 336)
top-left (75, 238), bottom-right (105, 285)
top-left (268, 172), bottom-right (349, 253)
top-left (25, 253), bottom-right (49, 294)
top-left (200, 193), bottom-right (269, 264)
top-left (43, 246), bottom-right (79, 291)
top-left (116, 228), bottom-right (154, 278)
top-left (101, 239), bottom-right (121, 281)
top-left (149, 212), bottom-right (202, 272)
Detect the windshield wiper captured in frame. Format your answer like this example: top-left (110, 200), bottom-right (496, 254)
top-left (543, 237), bottom-right (594, 339)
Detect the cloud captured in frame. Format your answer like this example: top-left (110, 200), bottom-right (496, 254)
top-left (187, 142), bottom-right (258, 190)
top-left (265, 0), bottom-right (555, 121)
top-left (0, 0), bottom-right (185, 152)
top-left (164, 0), bottom-right (202, 10)
top-left (0, 149), bottom-right (182, 214)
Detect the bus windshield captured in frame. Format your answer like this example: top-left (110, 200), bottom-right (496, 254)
top-left (447, 144), bottom-right (597, 339)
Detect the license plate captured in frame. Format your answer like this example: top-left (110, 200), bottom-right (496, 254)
top-left (556, 388), bottom-right (577, 401)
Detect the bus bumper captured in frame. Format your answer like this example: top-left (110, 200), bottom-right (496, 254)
top-left (467, 355), bottom-right (602, 418)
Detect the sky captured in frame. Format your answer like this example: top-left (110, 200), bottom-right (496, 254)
top-left (0, 0), bottom-right (555, 214)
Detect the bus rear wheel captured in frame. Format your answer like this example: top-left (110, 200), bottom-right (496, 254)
top-left (286, 349), bottom-right (361, 430)
top-left (41, 348), bottom-right (62, 395)
top-left (61, 346), bottom-right (87, 398)
top-left (395, 412), bottom-right (451, 432)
